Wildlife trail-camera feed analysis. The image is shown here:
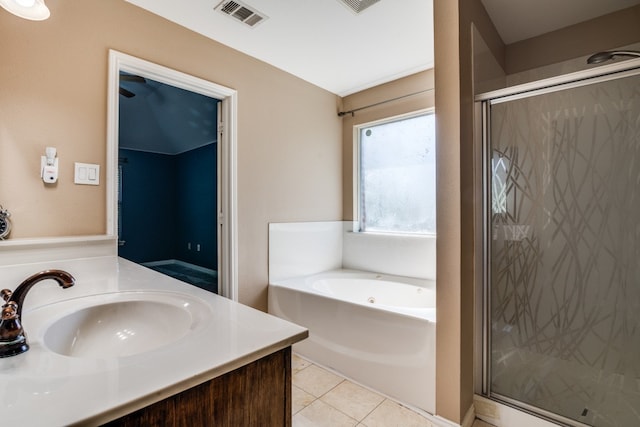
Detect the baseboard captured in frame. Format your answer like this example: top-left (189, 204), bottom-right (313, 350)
top-left (462, 404), bottom-right (476, 427)
top-left (173, 259), bottom-right (216, 274)
top-left (474, 395), bottom-right (561, 427)
top-left (141, 259), bottom-right (175, 267)
top-left (142, 259), bottom-right (216, 274)
top-left (431, 403), bottom-right (475, 427)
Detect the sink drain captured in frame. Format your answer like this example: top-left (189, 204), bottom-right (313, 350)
top-left (367, 297), bottom-right (375, 304)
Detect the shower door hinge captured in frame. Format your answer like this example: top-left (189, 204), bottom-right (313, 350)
top-left (218, 212), bottom-right (224, 225)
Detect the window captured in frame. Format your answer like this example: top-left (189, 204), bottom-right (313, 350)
top-left (356, 110), bottom-right (436, 234)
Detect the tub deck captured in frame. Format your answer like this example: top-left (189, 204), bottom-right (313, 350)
top-left (268, 269), bottom-right (436, 414)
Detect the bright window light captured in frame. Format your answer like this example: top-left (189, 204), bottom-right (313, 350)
top-left (356, 111), bottom-right (436, 235)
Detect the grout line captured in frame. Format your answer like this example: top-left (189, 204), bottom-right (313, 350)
top-left (316, 379), bottom-right (364, 424)
top-left (318, 379), bottom-right (345, 398)
top-left (359, 397), bottom-right (387, 423)
top-left (293, 355), bottom-right (432, 426)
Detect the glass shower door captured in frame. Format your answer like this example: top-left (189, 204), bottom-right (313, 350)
top-left (486, 70), bottom-right (640, 426)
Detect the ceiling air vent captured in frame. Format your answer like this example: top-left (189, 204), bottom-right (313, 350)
top-left (215, 0), bottom-right (268, 28)
top-left (337, 0), bottom-right (381, 14)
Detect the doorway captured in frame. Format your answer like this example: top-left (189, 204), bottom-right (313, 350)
top-left (106, 50), bottom-right (238, 300)
top-left (117, 78), bottom-right (220, 293)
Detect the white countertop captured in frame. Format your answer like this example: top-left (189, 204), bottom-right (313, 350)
top-left (0, 255), bottom-right (308, 426)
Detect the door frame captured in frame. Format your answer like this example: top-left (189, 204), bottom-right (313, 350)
top-left (106, 50), bottom-right (238, 301)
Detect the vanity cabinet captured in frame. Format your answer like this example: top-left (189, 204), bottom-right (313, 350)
top-left (104, 347), bottom-right (292, 427)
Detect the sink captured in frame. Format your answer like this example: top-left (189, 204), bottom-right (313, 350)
top-left (28, 291), bottom-right (211, 359)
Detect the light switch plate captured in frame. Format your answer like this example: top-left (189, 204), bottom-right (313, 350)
top-left (74, 162), bottom-right (100, 185)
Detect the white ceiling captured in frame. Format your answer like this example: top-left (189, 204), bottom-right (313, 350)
top-left (125, 0), bottom-right (434, 96)
top-left (124, 0), bottom-right (640, 97)
top-left (119, 0), bottom-right (640, 154)
top-left (481, 0), bottom-right (640, 44)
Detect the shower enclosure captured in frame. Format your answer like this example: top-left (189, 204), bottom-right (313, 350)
top-left (480, 63), bottom-right (640, 426)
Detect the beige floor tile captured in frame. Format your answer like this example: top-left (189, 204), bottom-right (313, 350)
top-left (361, 399), bottom-right (433, 427)
top-left (293, 364), bottom-right (344, 397)
top-left (320, 380), bottom-right (385, 421)
top-left (293, 385), bottom-right (316, 414)
top-left (293, 353), bottom-right (313, 374)
top-left (293, 399), bottom-right (358, 427)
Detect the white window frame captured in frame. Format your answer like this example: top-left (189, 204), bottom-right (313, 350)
top-left (353, 108), bottom-right (436, 235)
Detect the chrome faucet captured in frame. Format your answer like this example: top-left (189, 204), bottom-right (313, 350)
top-left (0, 270), bottom-right (75, 358)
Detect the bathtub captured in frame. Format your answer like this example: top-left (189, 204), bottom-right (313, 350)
top-left (268, 269), bottom-right (436, 414)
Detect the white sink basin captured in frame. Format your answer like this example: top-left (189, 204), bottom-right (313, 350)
top-left (29, 291), bottom-right (211, 359)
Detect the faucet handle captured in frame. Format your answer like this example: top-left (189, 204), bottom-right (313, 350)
top-left (1, 302), bottom-right (18, 320)
top-left (0, 289), bottom-right (12, 303)
top-left (0, 301), bottom-right (28, 356)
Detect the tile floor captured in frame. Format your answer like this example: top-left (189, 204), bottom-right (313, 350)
top-left (292, 353), bottom-right (495, 427)
top-left (292, 353), bottom-right (435, 427)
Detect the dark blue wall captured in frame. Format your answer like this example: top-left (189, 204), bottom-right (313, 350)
top-left (176, 144), bottom-right (217, 269)
top-left (118, 149), bottom-right (177, 263)
top-left (118, 145), bottom-right (217, 270)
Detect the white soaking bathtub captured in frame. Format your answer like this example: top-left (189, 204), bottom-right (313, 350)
top-left (268, 269), bottom-right (436, 414)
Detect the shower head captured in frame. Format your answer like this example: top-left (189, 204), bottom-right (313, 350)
top-left (587, 50), bottom-right (640, 64)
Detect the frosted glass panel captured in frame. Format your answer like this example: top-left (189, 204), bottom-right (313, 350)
top-left (359, 113), bottom-right (436, 234)
top-left (489, 73), bottom-right (640, 426)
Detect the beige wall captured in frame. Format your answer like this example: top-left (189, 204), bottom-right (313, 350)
top-left (340, 70), bottom-right (435, 220)
top-left (472, 4), bottom-right (640, 88)
top-left (433, 2), bottom-right (463, 421)
top-left (506, 5), bottom-right (640, 74)
top-left (472, 24), bottom-right (506, 94)
top-left (434, 0), bottom-right (504, 422)
top-left (0, 1), bottom-right (342, 310)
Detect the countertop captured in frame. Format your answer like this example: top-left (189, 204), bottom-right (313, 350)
top-left (0, 255), bottom-right (308, 426)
